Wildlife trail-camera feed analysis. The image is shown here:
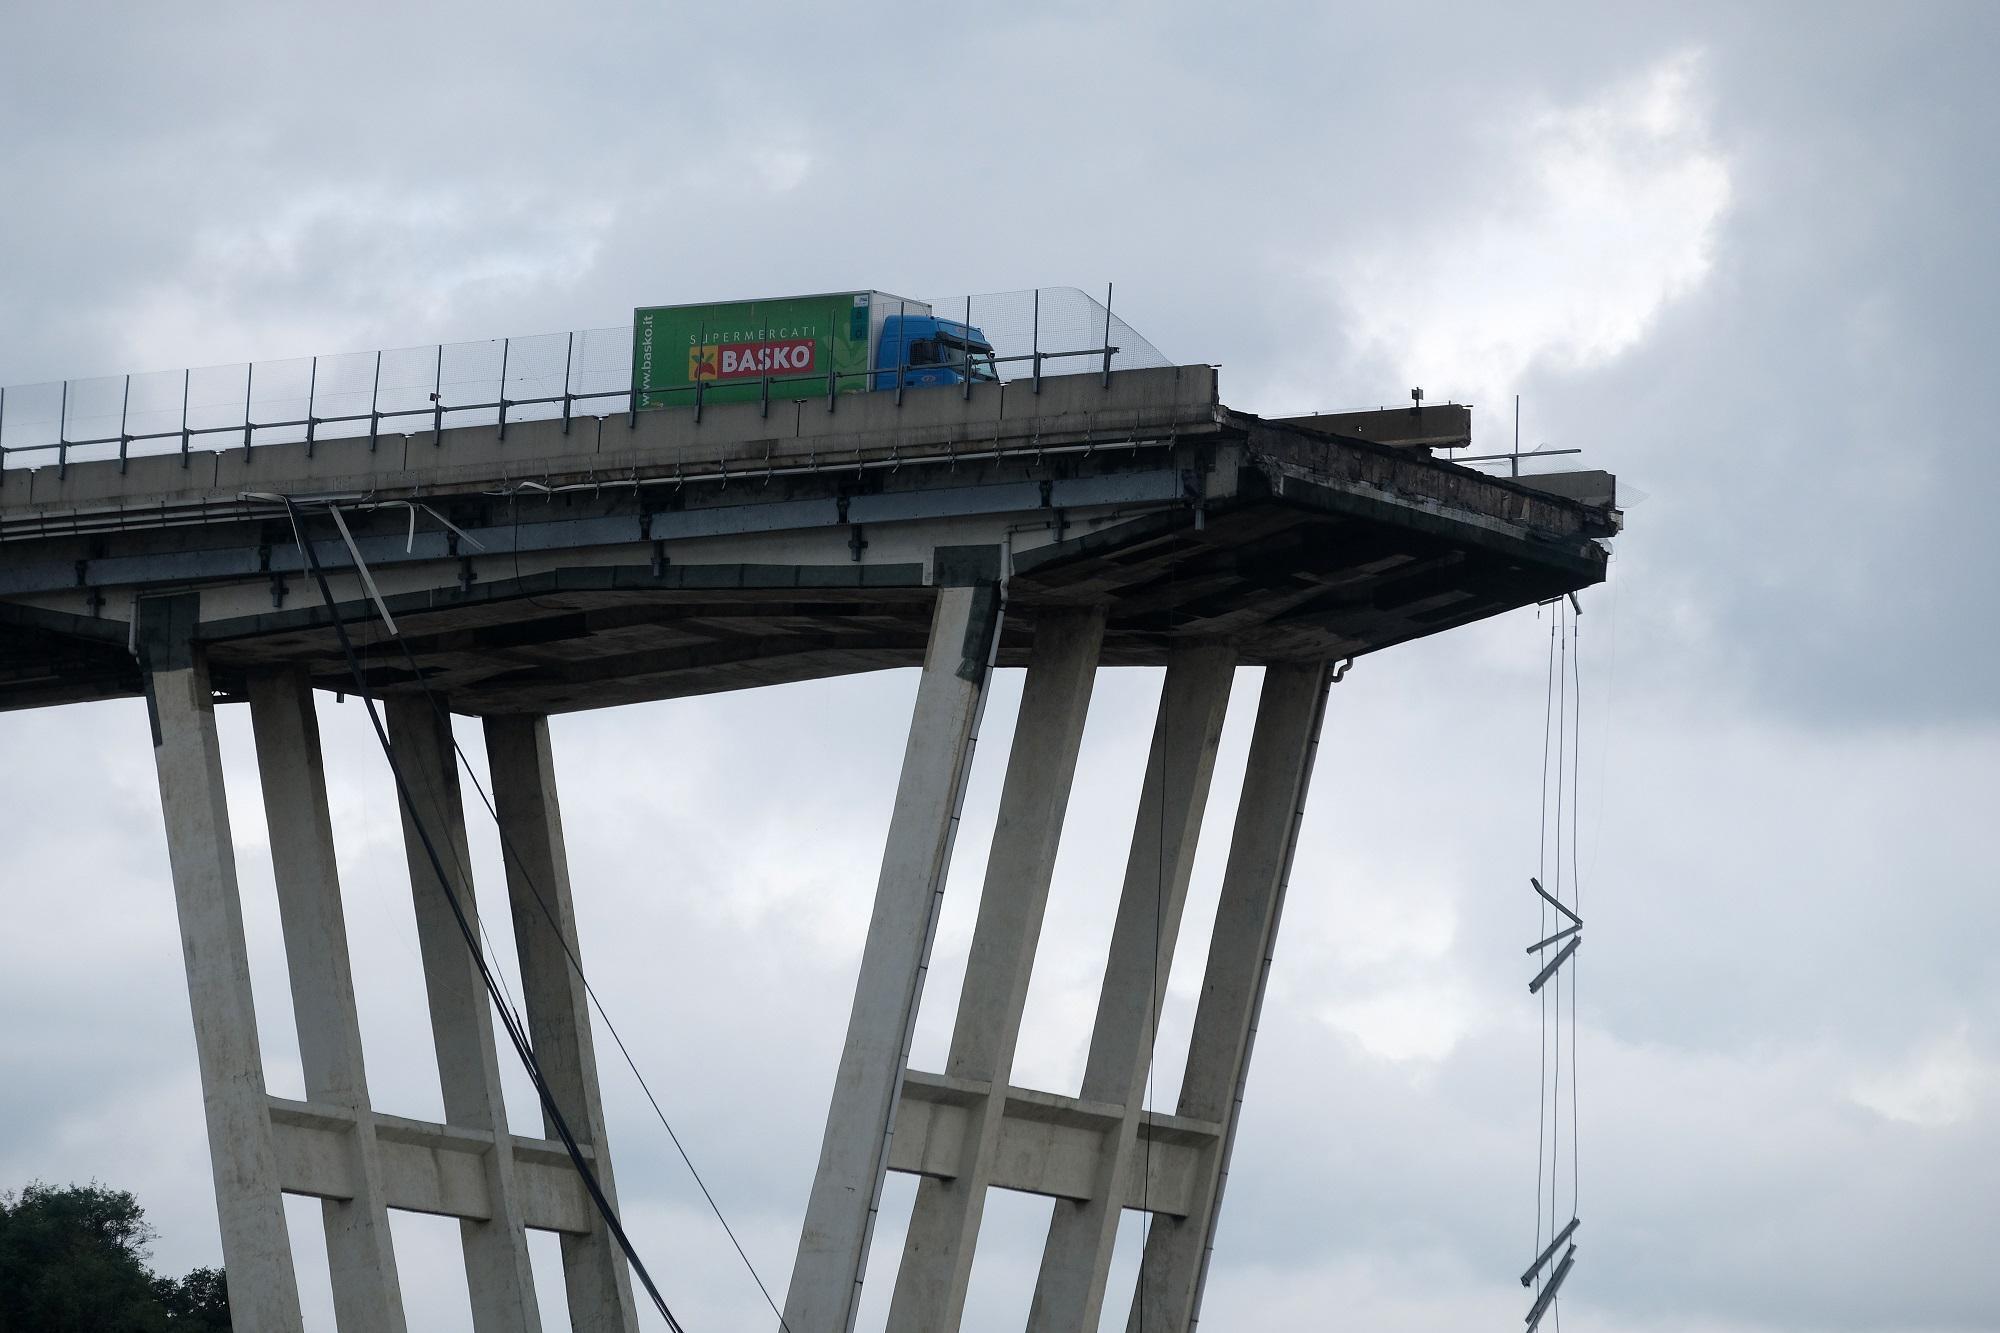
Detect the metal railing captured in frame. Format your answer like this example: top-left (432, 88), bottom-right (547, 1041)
top-left (0, 286), bottom-right (1168, 482)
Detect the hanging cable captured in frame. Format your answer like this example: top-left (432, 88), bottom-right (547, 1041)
top-left (279, 498), bottom-right (692, 1333)
top-left (315, 498), bottom-right (792, 1329)
top-left (1523, 595), bottom-right (1587, 1330)
top-left (1569, 607), bottom-right (1583, 1227)
top-left (1534, 611), bottom-right (1555, 1272)
top-left (379, 617), bottom-right (795, 1330)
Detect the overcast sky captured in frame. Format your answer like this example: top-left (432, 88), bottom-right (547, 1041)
top-left (3, 3), bottom-right (1997, 1330)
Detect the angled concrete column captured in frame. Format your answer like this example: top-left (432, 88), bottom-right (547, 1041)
top-left (485, 713), bottom-right (641, 1333)
top-left (785, 582), bottom-right (1003, 1333)
top-left (1027, 644), bottom-right (1236, 1333)
top-left (248, 668), bottom-right (406, 1333)
top-left (385, 697), bottom-right (542, 1333)
top-left (145, 640), bottom-right (305, 1333)
top-left (887, 608), bottom-right (1107, 1333)
top-left (1125, 662), bottom-right (1332, 1333)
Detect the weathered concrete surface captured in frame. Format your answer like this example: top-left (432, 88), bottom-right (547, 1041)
top-left (386, 697), bottom-right (542, 1333)
top-left (887, 608), bottom-right (1106, 1331)
top-left (1028, 645), bottom-right (1236, 1333)
top-left (149, 655), bottom-right (305, 1333)
top-left (0, 365), bottom-right (1220, 523)
top-left (785, 584), bottom-right (1001, 1333)
top-left (1124, 661), bottom-right (1332, 1332)
top-left (248, 668), bottom-right (406, 1333)
top-left (486, 714), bottom-right (641, 1333)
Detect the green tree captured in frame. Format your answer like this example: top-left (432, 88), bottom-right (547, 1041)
top-left (0, 1182), bottom-right (229, 1332)
top-left (155, 1266), bottom-right (231, 1330)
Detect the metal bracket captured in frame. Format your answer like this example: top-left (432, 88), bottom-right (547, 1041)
top-left (1528, 936), bottom-right (1581, 995)
top-left (1524, 1244), bottom-right (1577, 1332)
top-left (1521, 1218), bottom-right (1579, 1287)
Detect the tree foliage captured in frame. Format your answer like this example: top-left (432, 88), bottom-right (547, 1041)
top-left (0, 1182), bottom-right (230, 1332)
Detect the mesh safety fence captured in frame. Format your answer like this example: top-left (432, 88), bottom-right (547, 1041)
top-left (0, 287), bottom-right (1167, 475)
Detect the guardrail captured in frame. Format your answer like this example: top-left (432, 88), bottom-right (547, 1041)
top-left (0, 286), bottom-right (1167, 482)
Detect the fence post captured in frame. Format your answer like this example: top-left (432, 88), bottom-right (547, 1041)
top-left (180, 369), bottom-right (191, 468)
top-left (431, 345), bottom-right (444, 445)
top-left (117, 374), bottom-right (131, 474)
top-left (1032, 288), bottom-right (1043, 395)
top-left (560, 331), bottom-right (575, 437)
top-left (304, 357), bottom-right (318, 457)
top-left (0, 385), bottom-right (7, 488)
top-left (895, 299), bottom-right (907, 408)
top-left (243, 363), bottom-right (255, 455)
top-left (694, 321), bottom-right (707, 425)
top-left (497, 338), bottom-right (510, 441)
top-left (368, 352), bottom-right (381, 453)
top-left (963, 295), bottom-right (974, 401)
top-left (58, 380), bottom-right (68, 478)
top-left (1101, 282), bottom-right (1114, 389)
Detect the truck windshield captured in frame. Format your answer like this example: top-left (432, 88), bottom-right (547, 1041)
top-left (937, 333), bottom-right (1000, 381)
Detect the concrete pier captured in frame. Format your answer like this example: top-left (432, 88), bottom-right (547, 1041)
top-left (486, 713), bottom-right (641, 1333)
top-left (886, 608), bottom-right (1106, 1332)
top-left (786, 582), bottom-right (1003, 1333)
top-left (148, 643), bottom-right (306, 1333)
top-left (386, 697), bottom-right (544, 1333)
top-left (1026, 644), bottom-right (1236, 1333)
top-left (248, 667), bottom-right (407, 1333)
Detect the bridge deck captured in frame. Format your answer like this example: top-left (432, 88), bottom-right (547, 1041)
top-left (0, 366), bottom-right (1615, 713)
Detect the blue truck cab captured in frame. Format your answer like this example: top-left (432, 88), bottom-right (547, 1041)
top-left (872, 315), bottom-right (1000, 390)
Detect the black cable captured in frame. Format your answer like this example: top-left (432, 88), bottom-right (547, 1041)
top-left (281, 499), bottom-right (690, 1333)
top-left (347, 502), bottom-right (788, 1329)
top-left (383, 625), bottom-right (794, 1331)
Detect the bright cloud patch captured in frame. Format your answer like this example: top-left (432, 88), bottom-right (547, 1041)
top-left (1318, 982), bottom-right (1478, 1063)
top-left (1332, 50), bottom-right (1731, 407)
top-left (1849, 1026), bottom-right (1995, 1128)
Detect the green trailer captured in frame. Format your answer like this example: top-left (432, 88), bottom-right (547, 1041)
top-left (631, 290), bottom-right (931, 409)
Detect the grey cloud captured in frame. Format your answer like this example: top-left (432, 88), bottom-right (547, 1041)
top-left (5, 4), bottom-right (1999, 1331)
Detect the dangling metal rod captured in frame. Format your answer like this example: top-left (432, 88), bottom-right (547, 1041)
top-left (1523, 1244), bottom-right (1577, 1331)
top-left (1526, 923), bottom-right (1581, 955)
top-left (1530, 876), bottom-right (1581, 927)
top-left (325, 502), bottom-right (397, 635)
top-left (1528, 936), bottom-right (1581, 995)
top-left (1520, 1217), bottom-right (1579, 1287)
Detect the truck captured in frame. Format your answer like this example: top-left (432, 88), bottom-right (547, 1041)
top-left (630, 291), bottom-right (999, 410)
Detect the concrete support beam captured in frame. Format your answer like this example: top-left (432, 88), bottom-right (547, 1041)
top-left (247, 668), bottom-right (406, 1333)
top-left (887, 607), bottom-right (1105, 1332)
top-left (266, 1097), bottom-right (599, 1235)
top-left (1028, 645), bottom-right (1236, 1333)
top-left (1125, 662), bottom-right (1332, 1333)
top-left (785, 582), bottom-right (1002, 1333)
top-left (146, 651), bottom-right (305, 1333)
top-left (485, 714), bottom-right (641, 1333)
top-left (889, 1072), bottom-right (1218, 1216)
top-left (385, 697), bottom-right (542, 1333)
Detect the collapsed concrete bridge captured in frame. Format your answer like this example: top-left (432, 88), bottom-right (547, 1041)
top-left (0, 363), bottom-right (1616, 1332)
